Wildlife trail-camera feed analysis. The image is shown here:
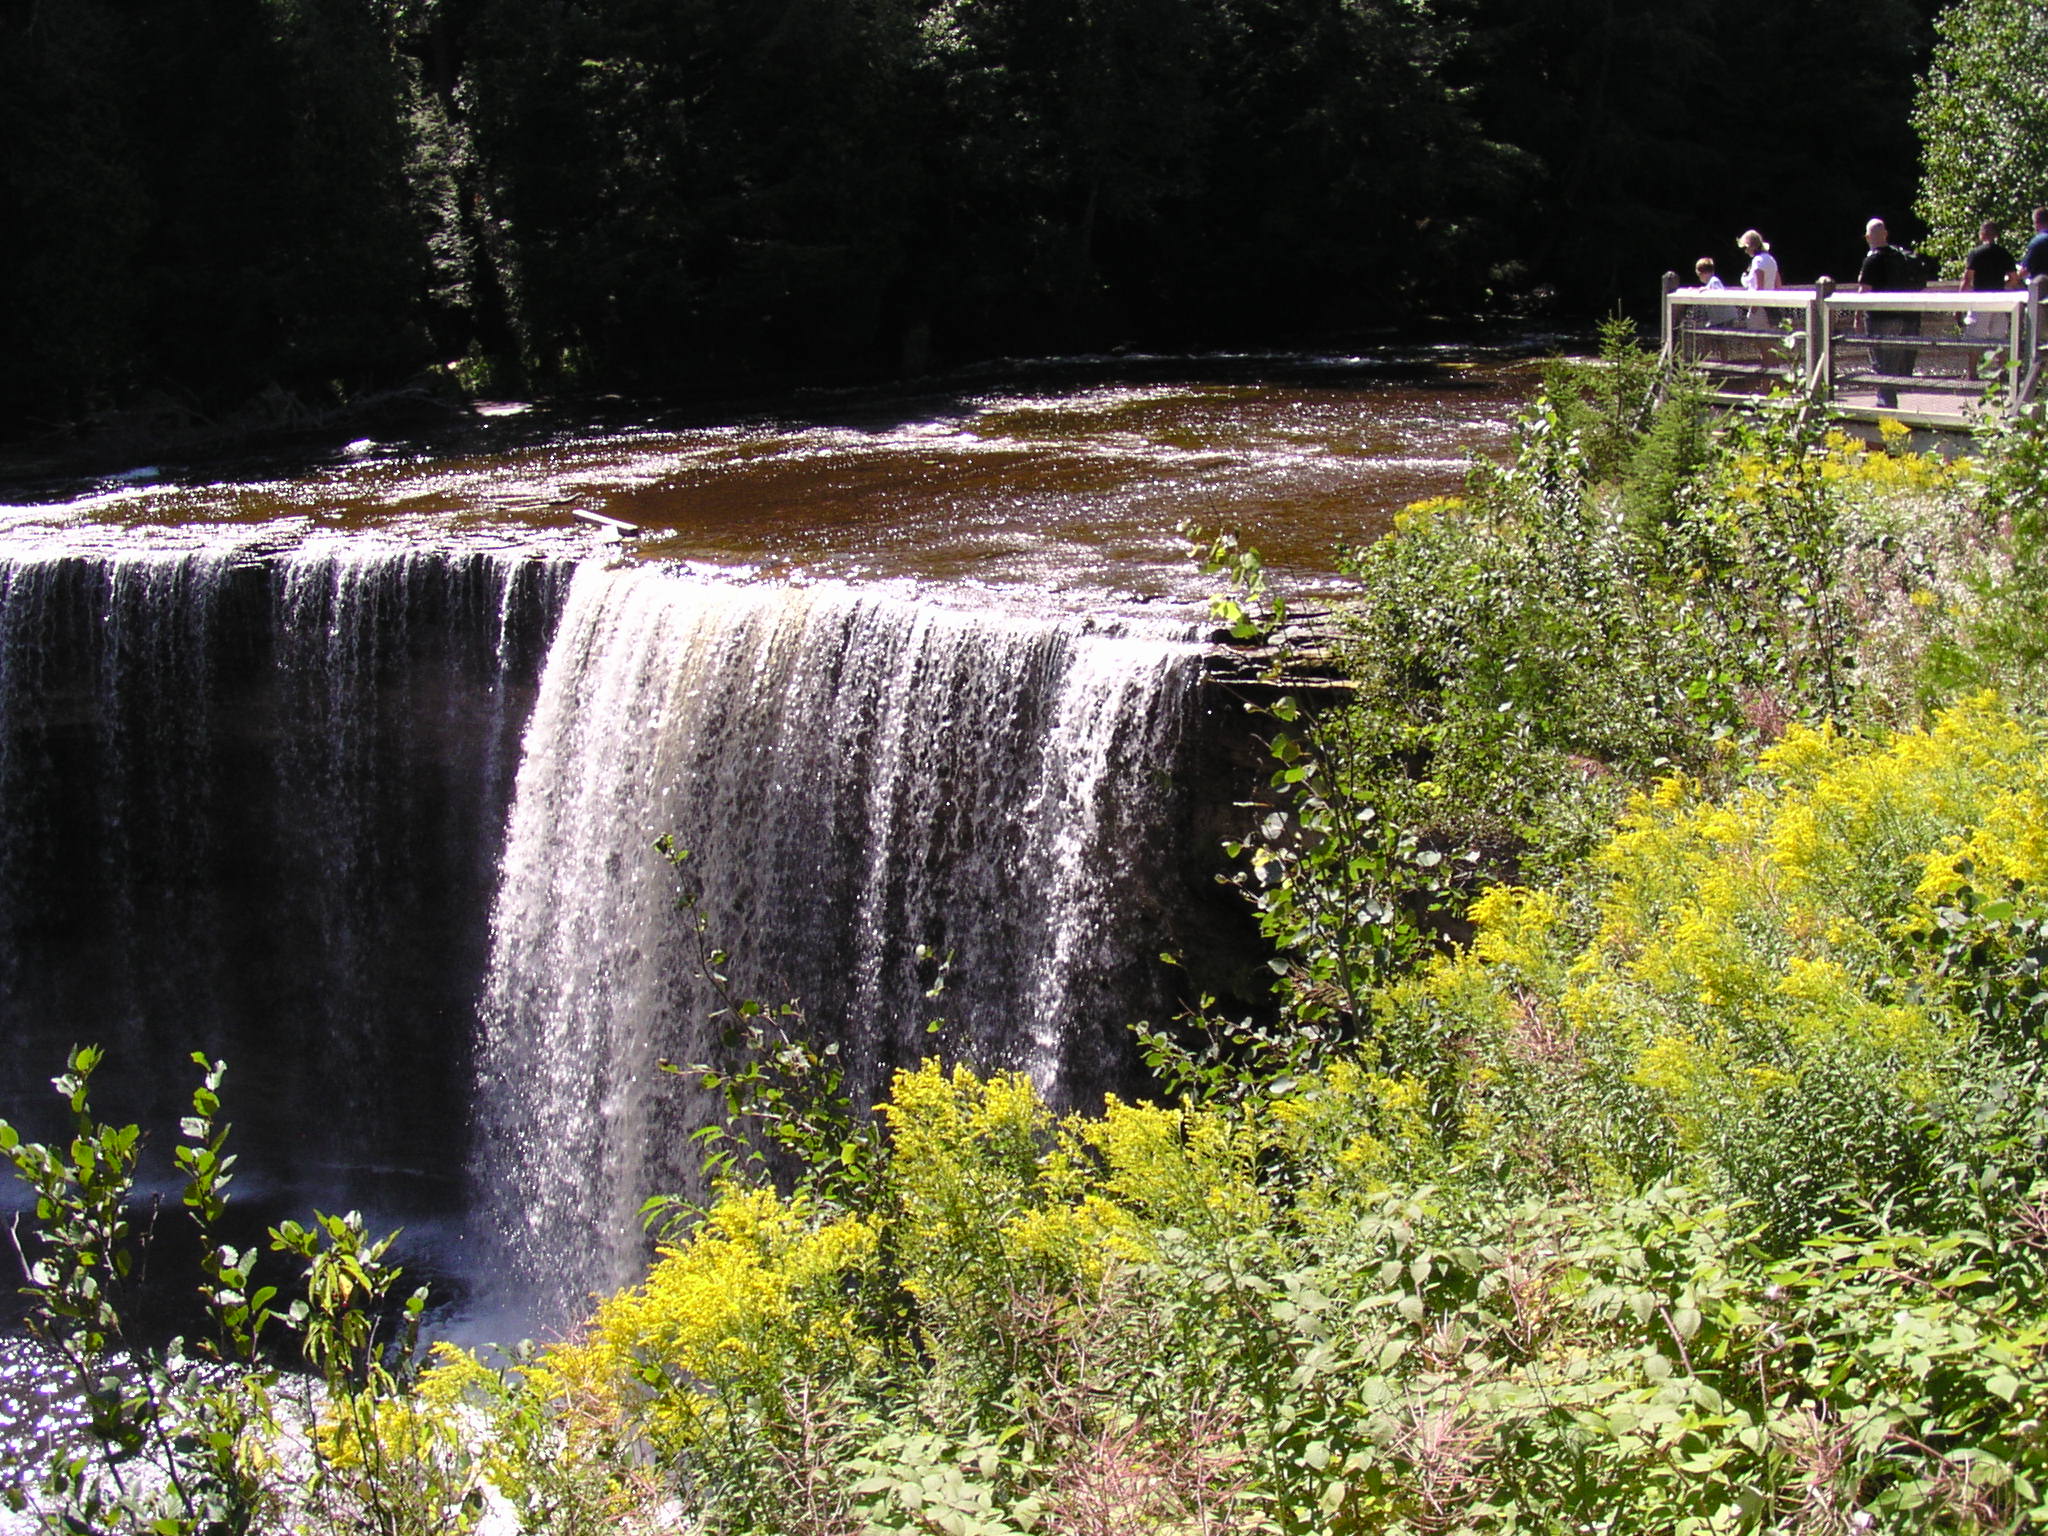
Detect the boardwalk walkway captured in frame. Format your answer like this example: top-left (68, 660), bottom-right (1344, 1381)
top-left (1660, 273), bottom-right (2048, 429)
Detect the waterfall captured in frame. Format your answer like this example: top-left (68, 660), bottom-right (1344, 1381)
top-left (476, 566), bottom-right (1203, 1321)
top-left (0, 536), bottom-right (1221, 1328)
top-left (0, 540), bottom-right (567, 1206)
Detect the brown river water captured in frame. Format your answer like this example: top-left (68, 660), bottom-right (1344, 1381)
top-left (0, 346), bottom-right (1547, 611)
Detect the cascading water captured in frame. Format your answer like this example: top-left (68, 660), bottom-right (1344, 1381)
top-left (476, 565), bottom-right (1207, 1322)
top-left (0, 539), bottom-right (567, 1210)
top-left (0, 536), bottom-right (1227, 1329)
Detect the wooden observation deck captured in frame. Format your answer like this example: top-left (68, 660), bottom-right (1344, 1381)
top-left (1660, 272), bottom-right (2048, 429)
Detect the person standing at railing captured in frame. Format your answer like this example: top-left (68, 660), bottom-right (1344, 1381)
top-left (1962, 221), bottom-right (2017, 381)
top-left (1691, 258), bottom-right (1740, 358)
top-left (1738, 229), bottom-right (1780, 291)
top-left (1859, 217), bottom-right (1918, 409)
top-left (1737, 230), bottom-right (1781, 363)
top-left (2023, 208), bottom-right (2048, 282)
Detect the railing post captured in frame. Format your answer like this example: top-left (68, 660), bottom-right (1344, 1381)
top-left (1811, 277), bottom-right (1835, 406)
top-left (1661, 271), bottom-right (1680, 367)
top-left (2025, 277), bottom-right (2047, 407)
top-left (2006, 289), bottom-right (2025, 408)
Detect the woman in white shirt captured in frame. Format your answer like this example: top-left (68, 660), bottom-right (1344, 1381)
top-left (1738, 229), bottom-right (1781, 362)
top-left (1738, 229), bottom-right (1781, 291)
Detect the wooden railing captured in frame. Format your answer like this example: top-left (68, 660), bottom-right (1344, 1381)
top-left (1659, 272), bottom-right (2048, 428)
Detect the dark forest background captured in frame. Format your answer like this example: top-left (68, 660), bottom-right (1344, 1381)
top-left (1, 0), bottom-right (1948, 436)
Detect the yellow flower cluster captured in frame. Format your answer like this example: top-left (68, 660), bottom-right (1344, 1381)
top-left (1413, 696), bottom-right (2039, 1151)
top-left (544, 1186), bottom-right (879, 1451)
top-left (497, 1062), bottom-right (1281, 1456)
top-left (1717, 423), bottom-right (1957, 515)
top-left (1393, 494), bottom-right (1467, 534)
top-left (1814, 423), bottom-right (1962, 496)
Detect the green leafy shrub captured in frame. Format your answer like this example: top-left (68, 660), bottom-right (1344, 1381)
top-left (1914, 404), bottom-right (2048, 711)
top-left (1203, 338), bottom-right (2011, 1108)
top-left (1, 1050), bottom-right (479, 1536)
top-left (497, 1046), bottom-right (2048, 1532)
top-left (1, 1049), bottom-right (284, 1534)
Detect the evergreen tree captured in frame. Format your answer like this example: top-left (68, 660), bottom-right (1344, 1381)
top-left (457, 0), bottom-right (930, 386)
top-left (0, 0), bottom-right (1973, 431)
top-left (260, 0), bottom-right (439, 395)
top-left (1190, 0), bottom-right (1510, 330)
top-left (1460, 0), bottom-right (1933, 305)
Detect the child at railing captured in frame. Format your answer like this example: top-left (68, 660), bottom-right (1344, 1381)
top-left (1690, 258), bottom-right (1740, 358)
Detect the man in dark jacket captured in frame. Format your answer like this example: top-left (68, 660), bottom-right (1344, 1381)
top-left (1859, 217), bottom-right (1918, 409)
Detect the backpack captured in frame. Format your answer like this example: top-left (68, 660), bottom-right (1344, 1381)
top-left (1895, 247), bottom-right (1940, 289)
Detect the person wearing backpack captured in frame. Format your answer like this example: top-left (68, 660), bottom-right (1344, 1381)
top-left (1858, 217), bottom-right (1920, 408)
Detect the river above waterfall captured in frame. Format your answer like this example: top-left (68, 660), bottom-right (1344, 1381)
top-left (0, 347), bottom-right (1542, 610)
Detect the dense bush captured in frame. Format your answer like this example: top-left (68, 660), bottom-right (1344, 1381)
top-left (1202, 333), bottom-right (1989, 1078)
